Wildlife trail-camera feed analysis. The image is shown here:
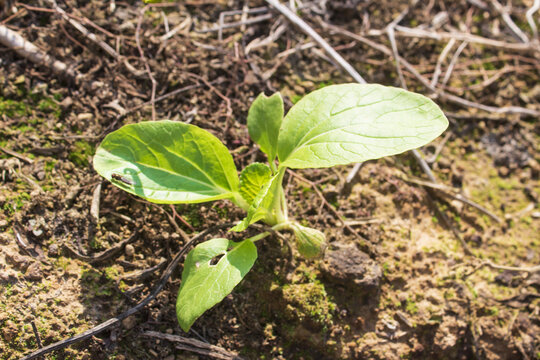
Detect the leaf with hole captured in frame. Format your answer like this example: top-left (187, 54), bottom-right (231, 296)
top-left (176, 238), bottom-right (257, 332)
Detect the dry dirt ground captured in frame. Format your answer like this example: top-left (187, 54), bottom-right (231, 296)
top-left (0, 0), bottom-right (539, 359)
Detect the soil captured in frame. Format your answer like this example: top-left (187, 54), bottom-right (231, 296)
top-left (1, 1), bottom-right (539, 359)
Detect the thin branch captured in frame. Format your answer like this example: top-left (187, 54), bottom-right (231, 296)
top-left (431, 38), bottom-right (456, 88)
top-left (63, 230), bottom-right (139, 264)
top-left (488, 0), bottom-right (529, 43)
top-left (386, 26), bottom-right (407, 90)
top-left (142, 331), bottom-right (242, 360)
top-left (322, 22), bottom-right (540, 117)
top-left (288, 170), bottom-right (377, 256)
top-left (373, 25), bottom-right (540, 53)
top-left (526, 0), bottom-right (540, 40)
top-left (264, 0), bottom-right (367, 84)
top-left (401, 176), bottom-right (503, 223)
top-left (441, 41), bottom-right (468, 87)
top-left (136, 5), bottom-right (158, 121)
top-left (20, 224), bottom-right (233, 360)
top-left (198, 13), bottom-right (273, 34)
top-left (0, 24), bottom-right (80, 80)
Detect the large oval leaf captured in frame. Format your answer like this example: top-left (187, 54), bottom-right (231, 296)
top-left (176, 238), bottom-right (257, 331)
top-left (93, 120), bottom-right (239, 204)
top-left (277, 84), bottom-right (448, 169)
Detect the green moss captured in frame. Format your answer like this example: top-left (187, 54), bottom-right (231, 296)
top-left (317, 81), bottom-right (334, 89)
top-left (180, 204), bottom-right (203, 228)
top-left (104, 266), bottom-right (120, 280)
top-left (80, 268), bottom-right (118, 298)
top-left (405, 298), bottom-right (418, 314)
top-left (69, 140), bottom-right (95, 167)
top-left (0, 97), bottom-right (30, 117)
top-left (3, 192), bottom-right (31, 215)
top-left (291, 94), bottom-right (302, 104)
top-left (212, 203), bottom-right (229, 220)
top-left (37, 97), bottom-right (61, 118)
top-left (282, 281), bottom-right (335, 329)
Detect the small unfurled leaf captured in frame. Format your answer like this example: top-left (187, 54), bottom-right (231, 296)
top-left (230, 168), bottom-right (284, 232)
top-left (291, 223), bottom-right (326, 258)
top-left (177, 238), bottom-right (257, 332)
top-left (239, 163), bottom-right (272, 205)
top-left (277, 84), bottom-right (448, 169)
top-left (247, 92), bottom-right (284, 163)
top-left (93, 120), bottom-right (239, 204)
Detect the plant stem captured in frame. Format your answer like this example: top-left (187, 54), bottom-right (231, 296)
top-left (232, 192), bottom-right (250, 212)
top-left (269, 160), bottom-right (278, 174)
top-left (247, 232), bottom-right (271, 242)
top-left (270, 168), bottom-right (288, 224)
top-left (247, 222), bottom-right (293, 243)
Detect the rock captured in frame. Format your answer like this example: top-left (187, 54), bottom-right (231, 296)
top-left (125, 244), bottom-right (135, 257)
top-left (5, 250), bottom-right (31, 271)
top-left (0, 219), bottom-right (8, 228)
top-left (425, 289), bottom-right (444, 305)
top-left (60, 96), bottom-right (73, 108)
top-left (25, 262), bottom-right (42, 281)
top-left (320, 242), bottom-right (382, 293)
top-left (48, 243), bottom-right (59, 257)
top-left (0, 233), bottom-right (9, 244)
top-left (2, 320), bottom-right (17, 343)
top-left (122, 315), bottom-right (137, 330)
top-left (437, 158), bottom-right (451, 169)
top-left (495, 271), bottom-right (521, 287)
top-left (433, 316), bottom-right (467, 354)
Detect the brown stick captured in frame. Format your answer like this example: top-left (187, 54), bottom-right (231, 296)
top-left (143, 331), bottom-right (242, 360)
top-left (20, 224), bottom-right (233, 360)
top-left (0, 24), bottom-right (79, 80)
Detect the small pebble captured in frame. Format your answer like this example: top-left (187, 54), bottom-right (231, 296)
top-left (48, 244), bottom-right (59, 257)
top-left (77, 113), bottom-right (93, 120)
top-left (498, 166), bottom-right (510, 177)
top-left (121, 316), bottom-right (137, 330)
top-left (125, 244), bottom-right (135, 257)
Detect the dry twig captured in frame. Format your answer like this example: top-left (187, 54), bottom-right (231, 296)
top-left (143, 331), bottom-right (242, 360)
top-left (265, 0), bottom-right (367, 83)
top-left (0, 24), bottom-right (80, 81)
top-left (64, 230), bottom-right (139, 265)
top-left (21, 224), bottom-right (233, 360)
top-left (322, 22), bottom-right (540, 117)
top-left (401, 175), bottom-right (502, 223)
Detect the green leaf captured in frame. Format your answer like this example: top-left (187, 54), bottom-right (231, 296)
top-left (247, 92), bottom-right (284, 162)
top-left (176, 238), bottom-right (257, 331)
top-left (277, 84), bottom-right (448, 169)
top-left (93, 120), bottom-right (239, 204)
top-left (291, 223), bottom-right (327, 258)
top-left (239, 163), bottom-right (272, 205)
top-left (230, 168), bottom-right (284, 232)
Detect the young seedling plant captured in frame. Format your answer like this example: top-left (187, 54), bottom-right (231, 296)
top-left (93, 83), bottom-right (448, 332)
